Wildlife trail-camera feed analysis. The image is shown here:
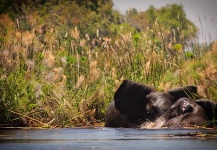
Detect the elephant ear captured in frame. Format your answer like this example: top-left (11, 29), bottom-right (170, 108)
top-left (196, 99), bottom-right (217, 127)
top-left (114, 80), bottom-right (155, 124)
top-left (167, 86), bottom-right (200, 101)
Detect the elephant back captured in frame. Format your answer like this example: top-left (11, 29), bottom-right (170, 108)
top-left (167, 86), bottom-right (200, 101)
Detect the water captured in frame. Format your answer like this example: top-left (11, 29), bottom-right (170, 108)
top-left (0, 127), bottom-right (217, 150)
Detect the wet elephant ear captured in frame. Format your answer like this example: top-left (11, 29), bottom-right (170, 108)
top-left (196, 99), bottom-right (217, 127)
top-left (114, 80), bottom-right (155, 124)
top-left (167, 86), bottom-right (200, 101)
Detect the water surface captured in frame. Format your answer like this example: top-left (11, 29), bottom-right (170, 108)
top-left (0, 127), bottom-right (217, 150)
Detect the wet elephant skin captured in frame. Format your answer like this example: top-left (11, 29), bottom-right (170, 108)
top-left (105, 80), bottom-right (217, 128)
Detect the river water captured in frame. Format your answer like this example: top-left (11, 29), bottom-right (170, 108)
top-left (0, 127), bottom-right (217, 150)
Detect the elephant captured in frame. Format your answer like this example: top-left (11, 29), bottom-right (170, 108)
top-left (195, 99), bottom-right (217, 127)
top-left (145, 85), bottom-right (201, 122)
top-left (160, 97), bottom-right (208, 128)
top-left (141, 99), bottom-right (217, 129)
top-left (105, 80), bottom-right (201, 128)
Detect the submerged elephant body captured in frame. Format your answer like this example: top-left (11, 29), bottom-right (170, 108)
top-left (105, 80), bottom-right (217, 128)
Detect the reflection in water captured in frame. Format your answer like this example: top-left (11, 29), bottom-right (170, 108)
top-left (0, 128), bottom-right (217, 150)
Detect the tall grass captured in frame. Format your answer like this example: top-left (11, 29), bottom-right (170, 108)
top-left (0, 14), bottom-right (216, 127)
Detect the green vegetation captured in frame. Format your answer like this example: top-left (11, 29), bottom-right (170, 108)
top-left (0, 0), bottom-right (216, 127)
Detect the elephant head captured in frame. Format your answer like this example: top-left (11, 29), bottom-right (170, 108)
top-left (144, 85), bottom-right (200, 122)
top-left (145, 92), bottom-right (174, 121)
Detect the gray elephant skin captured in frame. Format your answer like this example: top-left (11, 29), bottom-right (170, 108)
top-left (105, 80), bottom-right (217, 128)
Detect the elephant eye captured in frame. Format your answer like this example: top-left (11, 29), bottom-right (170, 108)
top-left (149, 106), bottom-right (156, 114)
top-left (146, 106), bottom-right (159, 121)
